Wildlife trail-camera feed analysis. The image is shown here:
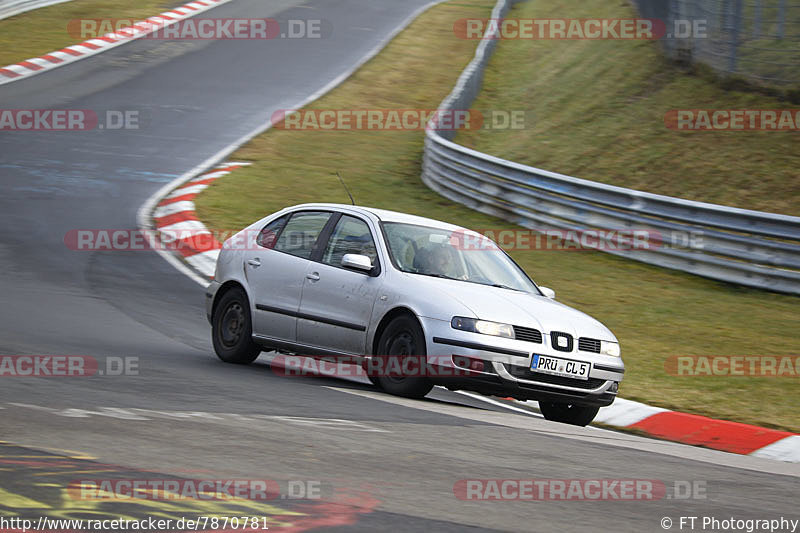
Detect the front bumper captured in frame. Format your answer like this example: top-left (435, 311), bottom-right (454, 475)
top-left (419, 317), bottom-right (624, 407)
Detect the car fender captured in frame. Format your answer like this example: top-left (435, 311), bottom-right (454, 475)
top-left (366, 268), bottom-right (476, 355)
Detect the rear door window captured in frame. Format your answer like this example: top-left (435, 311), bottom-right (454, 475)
top-left (273, 211), bottom-right (331, 260)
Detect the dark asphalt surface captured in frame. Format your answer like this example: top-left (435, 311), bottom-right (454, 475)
top-left (0, 0), bottom-right (798, 531)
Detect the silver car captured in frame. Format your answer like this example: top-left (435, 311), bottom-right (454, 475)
top-left (206, 204), bottom-right (624, 426)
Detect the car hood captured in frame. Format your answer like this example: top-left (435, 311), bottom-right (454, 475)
top-left (407, 275), bottom-right (616, 341)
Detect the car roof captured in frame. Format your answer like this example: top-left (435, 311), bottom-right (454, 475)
top-left (289, 203), bottom-right (466, 231)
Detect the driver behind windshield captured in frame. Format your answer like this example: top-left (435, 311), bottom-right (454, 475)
top-left (414, 243), bottom-right (465, 279)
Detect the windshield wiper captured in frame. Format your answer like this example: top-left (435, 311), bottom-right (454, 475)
top-left (459, 278), bottom-right (525, 292)
top-left (488, 283), bottom-right (523, 292)
top-left (408, 271), bottom-right (458, 281)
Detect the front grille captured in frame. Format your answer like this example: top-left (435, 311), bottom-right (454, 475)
top-left (513, 326), bottom-right (542, 344)
top-left (578, 337), bottom-right (601, 353)
top-left (504, 364), bottom-right (605, 390)
top-left (550, 331), bottom-right (573, 352)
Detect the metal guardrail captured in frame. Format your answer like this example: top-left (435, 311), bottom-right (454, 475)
top-left (0, 0), bottom-right (73, 20)
top-left (422, 0), bottom-right (800, 294)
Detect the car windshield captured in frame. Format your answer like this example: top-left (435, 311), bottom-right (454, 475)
top-left (382, 222), bottom-right (538, 293)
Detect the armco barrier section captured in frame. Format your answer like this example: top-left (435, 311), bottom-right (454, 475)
top-left (421, 0), bottom-right (800, 294)
top-left (0, 0), bottom-right (73, 20)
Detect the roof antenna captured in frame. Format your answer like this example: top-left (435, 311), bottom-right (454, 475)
top-left (336, 171), bottom-right (355, 205)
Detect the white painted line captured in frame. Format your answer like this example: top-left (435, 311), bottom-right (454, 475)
top-left (3, 64), bottom-right (30, 75)
top-left (48, 51), bottom-right (74, 62)
top-left (25, 57), bottom-right (53, 68)
top-left (159, 227), bottom-right (211, 242)
top-left (157, 220), bottom-right (207, 239)
top-left (185, 249), bottom-right (220, 274)
top-left (110, 29), bottom-right (136, 39)
top-left (153, 201), bottom-right (196, 219)
top-left (166, 183), bottom-right (208, 198)
top-left (190, 170), bottom-right (230, 182)
top-left (5, 403), bottom-right (389, 432)
top-left (133, 22), bottom-right (156, 32)
top-left (749, 435), bottom-right (800, 463)
top-left (260, 415), bottom-right (388, 433)
top-left (594, 397), bottom-right (669, 427)
top-left (65, 45), bottom-right (97, 54)
top-left (452, 390), bottom-right (543, 417)
top-left (85, 38), bottom-right (112, 47)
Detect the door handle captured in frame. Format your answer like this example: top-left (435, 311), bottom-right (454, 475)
top-left (247, 258), bottom-right (261, 267)
top-left (306, 272), bottom-right (320, 281)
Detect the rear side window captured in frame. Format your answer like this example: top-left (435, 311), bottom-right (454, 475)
top-left (256, 215), bottom-right (289, 249)
top-left (273, 211), bottom-right (331, 259)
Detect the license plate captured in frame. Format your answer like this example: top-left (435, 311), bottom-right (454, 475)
top-left (530, 355), bottom-right (591, 380)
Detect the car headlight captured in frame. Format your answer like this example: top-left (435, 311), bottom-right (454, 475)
top-left (600, 340), bottom-right (621, 357)
top-left (451, 317), bottom-right (514, 339)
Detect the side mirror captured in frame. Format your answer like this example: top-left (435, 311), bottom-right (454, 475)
top-left (341, 254), bottom-right (373, 272)
top-left (539, 286), bottom-right (556, 299)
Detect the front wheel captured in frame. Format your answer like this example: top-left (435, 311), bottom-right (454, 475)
top-left (374, 315), bottom-right (433, 399)
top-left (212, 287), bottom-right (261, 364)
top-left (539, 401), bottom-right (599, 426)
top-left (364, 371), bottom-right (383, 389)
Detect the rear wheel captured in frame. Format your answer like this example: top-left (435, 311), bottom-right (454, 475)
top-left (539, 401), bottom-right (599, 426)
top-left (375, 315), bottom-right (433, 399)
top-left (212, 287), bottom-right (261, 364)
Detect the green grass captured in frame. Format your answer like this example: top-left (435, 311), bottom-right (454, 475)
top-left (0, 0), bottom-right (181, 68)
top-left (454, 0), bottom-right (800, 215)
top-left (194, 0), bottom-right (800, 432)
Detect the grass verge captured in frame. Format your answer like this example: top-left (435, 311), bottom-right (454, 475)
top-left (0, 0), bottom-right (182, 68)
top-left (454, 0), bottom-right (800, 215)
top-left (194, 0), bottom-right (800, 432)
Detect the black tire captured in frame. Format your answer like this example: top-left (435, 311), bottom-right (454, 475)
top-left (539, 401), bottom-right (599, 427)
top-left (212, 287), bottom-right (261, 364)
top-left (375, 315), bottom-right (433, 399)
top-left (365, 373), bottom-right (383, 389)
